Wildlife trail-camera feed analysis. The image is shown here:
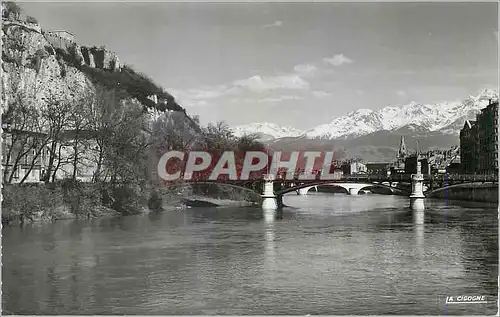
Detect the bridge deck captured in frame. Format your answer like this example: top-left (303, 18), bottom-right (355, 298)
top-left (186, 174), bottom-right (498, 184)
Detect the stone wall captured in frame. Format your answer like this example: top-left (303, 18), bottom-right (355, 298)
top-left (46, 30), bottom-right (75, 42)
top-left (427, 183), bottom-right (499, 203)
top-left (78, 46), bottom-right (120, 70)
top-left (103, 50), bottom-right (121, 71)
top-left (42, 30), bottom-right (121, 71)
top-left (2, 20), bottom-right (41, 33)
top-left (43, 31), bottom-right (75, 53)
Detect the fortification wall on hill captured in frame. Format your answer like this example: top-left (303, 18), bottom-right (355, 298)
top-left (43, 31), bottom-right (75, 52)
top-left (42, 30), bottom-right (121, 71)
top-left (2, 20), bottom-right (41, 33)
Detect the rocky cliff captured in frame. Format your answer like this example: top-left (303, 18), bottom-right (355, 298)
top-left (1, 6), bottom-right (199, 131)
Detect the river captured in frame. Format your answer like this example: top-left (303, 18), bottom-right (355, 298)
top-left (2, 193), bottom-right (498, 315)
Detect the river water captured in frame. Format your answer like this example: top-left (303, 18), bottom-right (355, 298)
top-left (2, 193), bottom-right (498, 315)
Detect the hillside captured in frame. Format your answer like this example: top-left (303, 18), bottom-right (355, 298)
top-left (1, 3), bottom-right (198, 131)
top-left (266, 126), bottom-right (462, 162)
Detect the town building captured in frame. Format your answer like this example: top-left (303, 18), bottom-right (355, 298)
top-left (340, 162), bottom-right (350, 175)
top-left (1, 131), bottom-right (49, 183)
top-left (45, 30), bottom-right (75, 42)
top-left (459, 120), bottom-right (478, 174)
top-left (459, 100), bottom-right (498, 174)
top-left (476, 100), bottom-right (498, 174)
top-left (424, 146), bottom-right (460, 174)
top-left (447, 157), bottom-right (462, 174)
top-left (365, 162), bottom-right (391, 175)
top-left (2, 129), bottom-right (97, 184)
top-left (350, 161), bottom-right (367, 174)
top-left (391, 136), bottom-right (408, 174)
top-left (340, 161), bottom-right (367, 175)
top-left (404, 156), bottom-right (429, 175)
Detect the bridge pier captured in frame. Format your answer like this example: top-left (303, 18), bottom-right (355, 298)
top-left (277, 194), bottom-right (284, 209)
top-left (262, 174), bottom-right (278, 210)
top-left (297, 187), bottom-right (310, 196)
top-left (348, 187), bottom-right (360, 196)
top-left (410, 161), bottom-right (425, 211)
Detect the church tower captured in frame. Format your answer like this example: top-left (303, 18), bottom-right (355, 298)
top-left (398, 136), bottom-right (407, 159)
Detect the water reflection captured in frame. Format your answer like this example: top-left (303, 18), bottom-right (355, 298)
top-left (413, 210), bottom-right (425, 257)
top-left (2, 195), bottom-right (498, 315)
top-left (264, 209), bottom-right (275, 225)
top-left (263, 209), bottom-right (276, 270)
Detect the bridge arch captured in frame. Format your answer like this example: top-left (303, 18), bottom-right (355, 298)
top-left (425, 182), bottom-right (498, 196)
top-left (277, 181), bottom-right (409, 196)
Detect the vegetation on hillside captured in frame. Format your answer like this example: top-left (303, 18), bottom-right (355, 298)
top-left (2, 81), bottom-right (267, 222)
top-left (2, 1), bottom-right (22, 20)
top-left (2, 1), bottom-right (188, 115)
top-left (54, 42), bottom-right (186, 114)
top-left (2, 2), bottom-right (269, 224)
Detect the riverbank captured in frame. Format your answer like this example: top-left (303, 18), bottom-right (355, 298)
top-left (1, 181), bottom-right (261, 225)
top-left (426, 183), bottom-right (498, 203)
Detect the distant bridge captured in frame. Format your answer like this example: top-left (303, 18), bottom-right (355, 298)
top-left (163, 173), bottom-right (498, 197)
top-left (276, 180), bottom-right (407, 196)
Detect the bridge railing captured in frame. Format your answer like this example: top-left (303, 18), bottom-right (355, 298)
top-left (279, 174), bottom-right (413, 183)
top-left (426, 174), bottom-right (498, 183)
top-left (183, 173), bottom-right (498, 184)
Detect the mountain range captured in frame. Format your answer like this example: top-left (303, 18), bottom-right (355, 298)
top-left (231, 89), bottom-right (499, 162)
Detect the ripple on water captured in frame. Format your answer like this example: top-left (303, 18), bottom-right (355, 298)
top-left (2, 195), bottom-right (498, 315)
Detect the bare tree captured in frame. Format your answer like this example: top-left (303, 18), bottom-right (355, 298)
top-left (104, 100), bottom-right (150, 185)
top-left (151, 111), bottom-right (199, 153)
top-left (65, 93), bottom-right (94, 180)
top-left (200, 121), bottom-right (236, 152)
top-left (34, 92), bottom-right (73, 183)
top-left (86, 88), bottom-right (150, 185)
top-left (86, 88), bottom-right (124, 182)
top-left (236, 133), bottom-right (265, 152)
top-left (1, 73), bottom-right (51, 184)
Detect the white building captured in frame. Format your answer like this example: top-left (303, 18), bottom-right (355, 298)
top-left (350, 162), bottom-right (367, 174)
top-left (2, 130), bottom-right (98, 184)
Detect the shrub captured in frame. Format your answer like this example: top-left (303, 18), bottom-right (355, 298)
top-left (26, 15), bottom-right (38, 24)
top-left (59, 179), bottom-right (103, 218)
top-left (54, 47), bottom-right (80, 69)
top-left (3, 2), bottom-right (22, 20)
top-left (109, 184), bottom-right (147, 214)
top-left (79, 64), bottom-right (187, 113)
top-left (2, 185), bottom-right (64, 224)
top-left (34, 48), bottom-right (48, 59)
top-left (148, 189), bottom-right (163, 211)
top-left (44, 45), bottom-right (55, 55)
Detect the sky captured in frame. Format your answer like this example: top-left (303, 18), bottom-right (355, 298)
top-left (20, 1), bottom-right (499, 130)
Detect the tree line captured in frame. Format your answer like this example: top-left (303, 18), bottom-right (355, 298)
top-left (2, 78), bottom-right (268, 188)
top-left (1, 3), bottom-right (268, 189)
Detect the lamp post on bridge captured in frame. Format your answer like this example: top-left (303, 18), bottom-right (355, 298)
top-left (261, 173), bottom-right (278, 210)
top-left (410, 160), bottom-right (425, 211)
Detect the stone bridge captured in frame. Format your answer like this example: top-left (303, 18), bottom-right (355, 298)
top-left (159, 172), bottom-right (498, 210)
top-left (277, 181), bottom-right (407, 196)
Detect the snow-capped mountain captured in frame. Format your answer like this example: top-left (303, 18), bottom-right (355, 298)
top-left (232, 122), bottom-right (304, 141)
top-left (232, 89), bottom-right (498, 141)
top-left (303, 89), bottom-right (498, 140)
